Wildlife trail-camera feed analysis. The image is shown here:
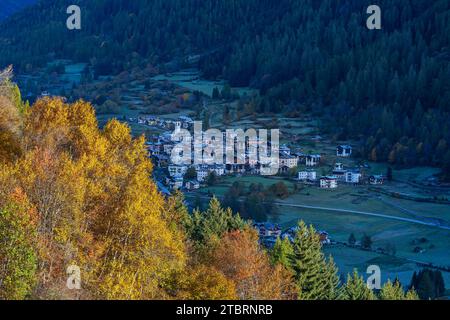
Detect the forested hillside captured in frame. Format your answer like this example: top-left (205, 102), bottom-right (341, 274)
top-left (0, 0), bottom-right (449, 177)
top-left (0, 0), bottom-right (37, 21)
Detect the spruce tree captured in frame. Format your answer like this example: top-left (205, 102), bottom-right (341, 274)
top-left (341, 270), bottom-right (376, 300)
top-left (379, 280), bottom-right (406, 300)
top-left (289, 221), bottom-right (330, 300)
top-left (270, 237), bottom-right (294, 269)
top-left (405, 289), bottom-right (420, 300)
top-left (323, 256), bottom-right (341, 300)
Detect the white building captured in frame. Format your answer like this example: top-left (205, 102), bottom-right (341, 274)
top-left (168, 164), bottom-right (188, 177)
top-left (197, 169), bottom-right (209, 182)
top-left (166, 176), bottom-right (183, 190)
top-left (212, 165), bottom-right (226, 176)
top-left (306, 155), bottom-right (321, 167)
top-left (337, 145), bottom-right (352, 157)
top-left (280, 153), bottom-right (298, 168)
top-left (320, 176), bottom-right (338, 189)
top-left (185, 180), bottom-right (200, 190)
top-left (345, 171), bottom-right (362, 184)
top-left (332, 163), bottom-right (347, 182)
top-left (298, 170), bottom-right (317, 181)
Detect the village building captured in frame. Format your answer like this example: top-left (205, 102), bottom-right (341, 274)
top-left (294, 152), bottom-right (307, 164)
top-left (369, 175), bottom-right (384, 185)
top-left (185, 180), bottom-right (200, 191)
top-left (332, 163), bottom-right (361, 184)
top-left (318, 231), bottom-right (331, 245)
top-left (254, 223), bottom-right (282, 238)
top-left (279, 144), bottom-right (291, 155)
top-left (281, 226), bottom-right (331, 245)
top-left (154, 154), bottom-right (170, 168)
top-left (332, 163), bottom-right (347, 181)
top-left (146, 141), bottom-right (162, 156)
top-left (305, 154), bottom-right (321, 167)
top-left (166, 176), bottom-right (184, 190)
top-left (279, 153), bottom-right (298, 168)
top-left (177, 116), bottom-right (194, 128)
top-left (320, 176), bottom-right (338, 189)
top-left (168, 164), bottom-right (188, 177)
top-left (196, 169), bottom-right (209, 182)
top-left (298, 170), bottom-right (317, 181)
top-left (213, 164), bottom-right (226, 176)
top-left (337, 145), bottom-right (352, 157)
top-left (226, 163), bottom-right (246, 174)
top-left (345, 170), bottom-right (362, 184)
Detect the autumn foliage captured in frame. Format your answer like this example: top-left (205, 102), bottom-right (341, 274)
top-left (210, 229), bottom-right (296, 300)
top-left (0, 79), bottom-right (419, 300)
top-left (1, 91), bottom-right (186, 299)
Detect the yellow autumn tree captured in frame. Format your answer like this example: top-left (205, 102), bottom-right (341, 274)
top-left (0, 75), bottom-right (23, 163)
top-left (0, 93), bottom-right (187, 299)
top-left (165, 264), bottom-right (237, 300)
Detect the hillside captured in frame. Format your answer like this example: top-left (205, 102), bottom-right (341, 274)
top-left (0, 0), bottom-right (37, 21)
top-left (0, 0), bottom-right (449, 177)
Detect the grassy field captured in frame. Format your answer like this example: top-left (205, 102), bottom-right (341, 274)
top-left (152, 70), bottom-right (257, 97)
top-left (271, 205), bottom-right (450, 285)
top-left (194, 176), bottom-right (450, 288)
top-left (281, 186), bottom-right (413, 218)
top-left (321, 245), bottom-right (450, 287)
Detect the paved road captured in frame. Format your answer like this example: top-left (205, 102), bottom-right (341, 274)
top-left (185, 194), bottom-right (450, 231)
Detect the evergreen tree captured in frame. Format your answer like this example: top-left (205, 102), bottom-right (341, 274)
top-left (348, 233), bottom-right (356, 245)
top-left (270, 237), bottom-right (294, 269)
top-left (379, 280), bottom-right (407, 300)
top-left (184, 166), bottom-right (197, 180)
top-left (188, 197), bottom-right (247, 248)
top-left (361, 234), bottom-right (373, 250)
top-left (410, 269), bottom-right (445, 300)
top-left (341, 270), bottom-right (376, 300)
top-left (289, 221), bottom-right (335, 300)
top-left (415, 271), bottom-right (434, 300)
top-left (323, 256), bottom-right (341, 300)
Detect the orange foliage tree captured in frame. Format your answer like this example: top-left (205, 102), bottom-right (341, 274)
top-left (210, 229), bottom-right (296, 300)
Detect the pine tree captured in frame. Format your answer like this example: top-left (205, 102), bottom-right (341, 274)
top-left (348, 233), bottom-right (356, 245)
top-left (289, 221), bottom-right (331, 300)
top-left (323, 256), bottom-right (341, 300)
top-left (379, 280), bottom-right (406, 300)
top-left (188, 197), bottom-right (247, 248)
top-left (405, 289), bottom-right (420, 300)
top-left (270, 237), bottom-right (294, 269)
top-left (415, 269), bottom-right (437, 299)
top-left (341, 270), bottom-right (376, 300)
